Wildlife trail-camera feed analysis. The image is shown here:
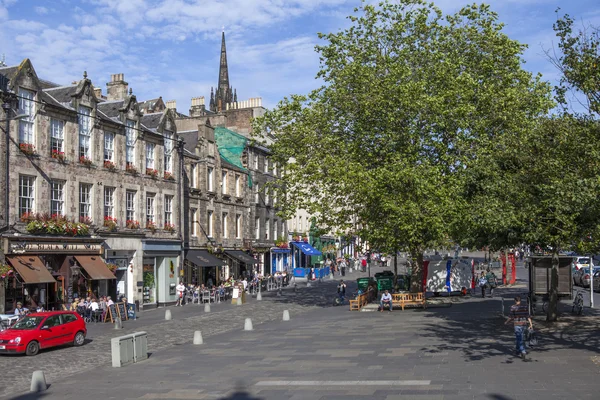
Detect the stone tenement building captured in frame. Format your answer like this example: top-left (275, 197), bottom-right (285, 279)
top-left (0, 60), bottom-right (182, 313)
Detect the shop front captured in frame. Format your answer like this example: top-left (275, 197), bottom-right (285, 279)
top-left (184, 249), bottom-right (227, 287)
top-left (270, 247), bottom-right (291, 274)
top-left (1, 236), bottom-right (108, 313)
top-left (142, 240), bottom-right (181, 308)
top-left (105, 250), bottom-right (136, 303)
top-left (223, 250), bottom-right (258, 279)
top-left (290, 241), bottom-right (323, 279)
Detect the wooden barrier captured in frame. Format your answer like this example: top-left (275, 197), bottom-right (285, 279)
top-left (349, 292), bottom-right (369, 311)
top-left (391, 293), bottom-right (427, 310)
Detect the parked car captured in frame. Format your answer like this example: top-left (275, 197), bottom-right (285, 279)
top-left (0, 311), bottom-right (86, 356)
top-left (573, 267), bottom-right (600, 287)
top-left (594, 270), bottom-right (600, 292)
top-left (572, 257), bottom-right (590, 271)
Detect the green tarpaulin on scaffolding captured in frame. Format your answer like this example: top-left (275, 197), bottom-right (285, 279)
top-left (214, 126), bottom-right (252, 187)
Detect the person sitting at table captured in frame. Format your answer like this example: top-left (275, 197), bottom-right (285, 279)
top-left (14, 302), bottom-right (29, 317)
top-left (107, 296), bottom-right (114, 306)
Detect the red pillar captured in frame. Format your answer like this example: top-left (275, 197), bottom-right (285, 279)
top-left (502, 252), bottom-right (507, 285)
top-left (509, 253), bottom-right (517, 285)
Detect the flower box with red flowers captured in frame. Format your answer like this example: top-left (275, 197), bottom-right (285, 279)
top-left (126, 163), bottom-right (138, 175)
top-left (126, 220), bottom-right (141, 229)
top-left (146, 221), bottom-right (157, 232)
top-left (0, 264), bottom-right (14, 280)
top-left (19, 143), bottom-right (36, 156)
top-left (146, 168), bottom-right (159, 178)
top-left (103, 160), bottom-right (117, 171)
top-left (164, 171), bottom-right (175, 181)
top-left (163, 223), bottom-right (176, 233)
top-left (79, 156), bottom-right (93, 167)
top-left (103, 216), bottom-right (118, 231)
top-left (79, 216), bottom-right (93, 225)
top-left (51, 149), bottom-right (66, 161)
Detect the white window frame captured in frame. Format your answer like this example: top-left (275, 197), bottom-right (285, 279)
top-left (221, 171), bottom-right (227, 195)
top-left (255, 184), bottom-right (260, 204)
top-left (78, 105), bottom-right (92, 159)
top-left (222, 212), bottom-right (228, 238)
top-left (126, 119), bottom-right (135, 166)
top-left (236, 214), bottom-right (241, 239)
top-left (50, 119), bottom-right (64, 155)
top-left (191, 208), bottom-right (198, 236)
top-left (255, 217), bottom-right (260, 240)
top-left (253, 153), bottom-right (258, 170)
top-left (126, 190), bottom-right (136, 222)
top-left (235, 175), bottom-right (240, 197)
top-left (264, 157), bottom-right (269, 173)
top-left (18, 175), bottom-right (35, 217)
top-left (18, 88), bottom-right (35, 145)
top-left (207, 210), bottom-right (213, 237)
top-left (146, 194), bottom-right (155, 224)
top-left (164, 195), bottom-right (173, 225)
top-left (164, 130), bottom-right (173, 173)
top-left (50, 180), bottom-right (65, 216)
top-left (146, 143), bottom-right (155, 170)
top-left (104, 131), bottom-right (115, 162)
top-left (207, 167), bottom-right (214, 192)
top-left (265, 188), bottom-right (270, 206)
top-left (265, 218), bottom-right (270, 240)
top-left (79, 183), bottom-right (92, 221)
top-left (104, 187), bottom-right (115, 219)
top-left (190, 164), bottom-right (197, 188)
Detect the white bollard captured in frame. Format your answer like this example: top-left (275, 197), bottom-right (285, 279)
top-left (307, 281), bottom-right (311, 287)
top-left (283, 310), bottom-right (290, 321)
top-left (193, 330), bottom-right (204, 345)
top-left (30, 370), bottom-right (47, 392)
top-left (236, 296), bottom-right (242, 306)
top-left (165, 309), bottom-right (172, 321)
top-left (244, 317), bottom-right (253, 331)
top-left (257, 292), bottom-right (262, 301)
top-left (204, 303), bottom-right (211, 313)
top-left (329, 273), bottom-right (333, 279)
top-left (114, 318), bottom-right (122, 330)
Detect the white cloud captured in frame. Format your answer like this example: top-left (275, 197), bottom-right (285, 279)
top-left (34, 6), bottom-right (48, 15)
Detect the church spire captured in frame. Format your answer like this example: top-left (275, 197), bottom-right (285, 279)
top-left (211, 30), bottom-right (236, 112)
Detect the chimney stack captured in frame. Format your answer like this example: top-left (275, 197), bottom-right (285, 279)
top-left (93, 86), bottom-right (102, 99)
top-left (166, 100), bottom-right (177, 110)
top-left (106, 73), bottom-right (129, 101)
top-left (189, 96), bottom-right (206, 117)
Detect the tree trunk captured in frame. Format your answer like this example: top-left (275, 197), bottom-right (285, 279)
top-left (547, 248), bottom-right (560, 322)
top-left (393, 252), bottom-right (398, 290)
top-left (0, 281), bottom-right (5, 314)
top-left (410, 249), bottom-right (423, 293)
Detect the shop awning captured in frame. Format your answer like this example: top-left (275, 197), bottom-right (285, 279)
top-left (224, 250), bottom-right (258, 264)
top-left (271, 247), bottom-right (291, 254)
top-left (74, 255), bottom-right (116, 280)
top-left (185, 250), bottom-right (226, 268)
top-left (6, 255), bottom-right (56, 284)
top-left (291, 241), bottom-right (322, 256)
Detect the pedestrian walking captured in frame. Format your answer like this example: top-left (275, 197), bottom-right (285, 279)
top-left (175, 281), bottom-right (185, 306)
top-left (485, 269), bottom-right (498, 297)
top-left (478, 272), bottom-right (488, 298)
top-left (505, 295), bottom-right (533, 359)
top-left (340, 258), bottom-right (347, 276)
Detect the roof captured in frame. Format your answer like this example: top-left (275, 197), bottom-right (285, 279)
top-left (0, 65), bottom-right (18, 80)
top-left (43, 85), bottom-right (78, 103)
top-left (179, 130), bottom-right (199, 154)
top-left (97, 99), bottom-right (124, 118)
top-left (140, 112), bottom-right (162, 130)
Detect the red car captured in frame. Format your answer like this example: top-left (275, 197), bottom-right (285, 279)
top-left (0, 311), bottom-right (87, 356)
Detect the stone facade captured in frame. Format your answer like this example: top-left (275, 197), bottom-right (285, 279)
top-left (0, 60), bottom-right (181, 312)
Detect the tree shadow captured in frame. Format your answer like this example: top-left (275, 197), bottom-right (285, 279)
top-left (260, 278), bottom-right (358, 308)
top-left (413, 289), bottom-right (600, 362)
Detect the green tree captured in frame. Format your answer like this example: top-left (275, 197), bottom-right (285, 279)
top-left (254, 0), bottom-right (552, 292)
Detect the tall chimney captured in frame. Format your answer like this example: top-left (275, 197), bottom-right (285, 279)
top-left (166, 100), bottom-right (177, 110)
top-left (93, 86), bottom-right (102, 99)
top-left (106, 73), bottom-right (129, 101)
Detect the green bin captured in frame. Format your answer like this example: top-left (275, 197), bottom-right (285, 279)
top-left (376, 276), bottom-right (394, 292)
top-left (356, 277), bottom-right (373, 292)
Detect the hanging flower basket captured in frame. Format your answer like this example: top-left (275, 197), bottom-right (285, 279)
top-left (0, 264), bottom-right (13, 280)
top-left (106, 263), bottom-right (118, 275)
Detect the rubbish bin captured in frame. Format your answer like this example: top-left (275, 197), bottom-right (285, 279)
top-left (376, 277), bottom-right (394, 292)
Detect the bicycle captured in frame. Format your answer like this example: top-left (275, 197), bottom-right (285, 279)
top-left (572, 291), bottom-right (584, 315)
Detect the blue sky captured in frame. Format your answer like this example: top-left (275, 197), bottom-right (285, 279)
top-left (0, 0), bottom-right (598, 114)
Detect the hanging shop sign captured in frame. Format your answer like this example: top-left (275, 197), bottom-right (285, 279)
top-left (10, 241), bottom-right (103, 254)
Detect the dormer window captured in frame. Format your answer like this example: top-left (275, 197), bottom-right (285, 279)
top-left (18, 88), bottom-right (35, 146)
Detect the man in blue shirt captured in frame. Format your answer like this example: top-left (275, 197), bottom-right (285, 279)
top-left (14, 302), bottom-right (28, 316)
top-left (380, 290), bottom-right (393, 312)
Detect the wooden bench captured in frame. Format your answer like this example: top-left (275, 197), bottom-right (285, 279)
top-left (391, 292), bottom-right (427, 310)
top-left (349, 291), bottom-right (370, 311)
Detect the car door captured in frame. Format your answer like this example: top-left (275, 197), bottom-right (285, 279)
top-left (60, 313), bottom-right (79, 344)
top-left (38, 315), bottom-right (62, 349)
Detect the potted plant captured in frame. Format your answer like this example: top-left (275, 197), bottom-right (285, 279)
top-left (163, 222), bottom-right (176, 233)
top-left (79, 156), bottom-right (93, 167)
top-left (146, 221), bottom-right (157, 233)
top-left (51, 149), bottom-right (66, 162)
top-left (146, 168), bottom-right (158, 178)
top-left (79, 216), bottom-right (93, 225)
top-left (25, 213), bottom-right (90, 236)
top-left (19, 143), bottom-right (36, 156)
top-left (0, 264), bottom-right (13, 280)
top-left (164, 171), bottom-right (175, 181)
top-left (126, 220), bottom-right (141, 229)
top-left (106, 263), bottom-right (118, 275)
top-left (103, 216), bottom-right (118, 231)
top-left (126, 163), bottom-right (138, 175)
top-left (103, 160), bottom-right (117, 171)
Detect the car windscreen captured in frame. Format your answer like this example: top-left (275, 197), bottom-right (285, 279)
top-left (10, 316), bottom-right (44, 330)
top-left (578, 258), bottom-right (590, 264)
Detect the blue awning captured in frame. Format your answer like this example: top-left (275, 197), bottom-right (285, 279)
top-left (271, 247), bottom-right (291, 254)
top-left (290, 241), bottom-right (322, 256)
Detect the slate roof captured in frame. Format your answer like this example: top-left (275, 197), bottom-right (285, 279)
top-left (140, 112), bottom-right (162, 132)
top-left (43, 85), bottom-right (78, 103)
top-left (0, 65), bottom-right (18, 80)
top-left (96, 99), bottom-right (124, 118)
top-left (178, 130), bottom-right (199, 154)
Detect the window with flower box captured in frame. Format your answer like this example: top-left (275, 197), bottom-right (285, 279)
top-left (126, 119), bottom-right (135, 166)
top-left (51, 180), bottom-right (65, 216)
top-left (126, 190), bottom-right (136, 223)
top-left (146, 193), bottom-right (155, 225)
top-left (78, 105), bottom-right (92, 160)
top-left (146, 143), bottom-right (155, 170)
top-left (104, 131), bottom-right (114, 162)
top-left (164, 130), bottom-right (173, 173)
top-left (19, 175), bottom-right (35, 217)
top-left (164, 195), bottom-right (173, 225)
top-left (18, 88), bottom-right (35, 146)
top-left (79, 183), bottom-right (92, 221)
top-left (104, 187), bottom-right (115, 219)
top-left (50, 119), bottom-right (64, 159)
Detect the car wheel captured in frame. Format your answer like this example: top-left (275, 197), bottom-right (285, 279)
top-left (25, 341), bottom-right (39, 356)
top-left (73, 331), bottom-right (85, 347)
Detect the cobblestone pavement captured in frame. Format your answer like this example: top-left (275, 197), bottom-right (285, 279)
top-left (3, 275), bottom-right (600, 400)
top-left (0, 270), bottom-right (366, 399)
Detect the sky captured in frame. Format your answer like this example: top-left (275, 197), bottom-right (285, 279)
top-left (0, 0), bottom-right (598, 114)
